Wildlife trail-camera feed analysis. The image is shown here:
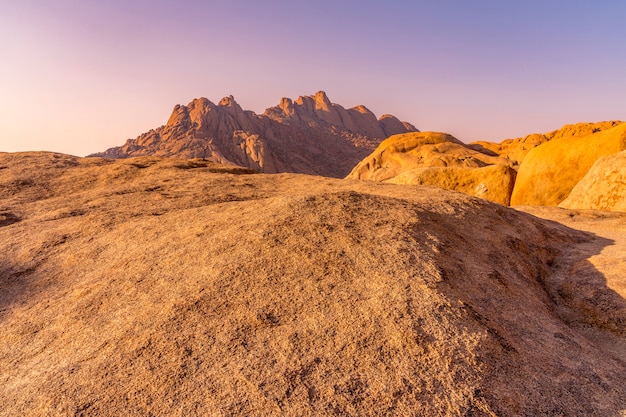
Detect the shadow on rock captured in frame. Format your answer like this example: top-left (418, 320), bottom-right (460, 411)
top-left (410, 202), bottom-right (626, 416)
top-left (0, 260), bottom-right (41, 321)
top-left (0, 211), bottom-right (21, 227)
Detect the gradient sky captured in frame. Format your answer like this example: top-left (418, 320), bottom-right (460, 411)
top-left (1, 0), bottom-right (625, 156)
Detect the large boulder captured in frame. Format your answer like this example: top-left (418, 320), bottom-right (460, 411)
top-left (347, 132), bottom-right (508, 179)
top-left (510, 122), bottom-right (626, 206)
top-left (346, 132), bottom-right (513, 204)
top-left (559, 150), bottom-right (626, 212)
top-left (1, 152), bottom-right (625, 416)
top-left (468, 121), bottom-right (622, 169)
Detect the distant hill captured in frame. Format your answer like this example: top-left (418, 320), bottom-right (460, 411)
top-left (90, 91), bottom-right (418, 178)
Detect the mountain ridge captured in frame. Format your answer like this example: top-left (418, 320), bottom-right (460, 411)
top-left (90, 91), bottom-right (418, 178)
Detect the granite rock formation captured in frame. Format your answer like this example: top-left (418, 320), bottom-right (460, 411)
top-left (1, 152), bottom-right (625, 416)
top-left (348, 122), bottom-right (626, 207)
top-left (559, 150), bottom-right (626, 212)
top-left (346, 132), bottom-right (515, 205)
top-left (510, 122), bottom-right (626, 206)
top-left (91, 91), bottom-right (418, 178)
top-left (386, 165), bottom-right (517, 206)
top-left (468, 121), bottom-right (623, 169)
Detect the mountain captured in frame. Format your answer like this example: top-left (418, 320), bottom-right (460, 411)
top-left (90, 91), bottom-right (418, 178)
top-left (1, 152), bottom-right (625, 415)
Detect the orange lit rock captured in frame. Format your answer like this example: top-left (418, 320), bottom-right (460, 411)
top-left (511, 122), bottom-right (626, 206)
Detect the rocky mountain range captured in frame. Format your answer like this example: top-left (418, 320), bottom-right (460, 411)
top-left (91, 91), bottom-right (418, 178)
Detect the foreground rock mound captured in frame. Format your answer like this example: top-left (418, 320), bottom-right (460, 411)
top-left (346, 132), bottom-right (515, 204)
top-left (511, 122), bottom-right (626, 206)
top-left (560, 150), bottom-right (626, 212)
top-left (1, 152), bottom-right (625, 416)
top-left (90, 91), bottom-right (417, 178)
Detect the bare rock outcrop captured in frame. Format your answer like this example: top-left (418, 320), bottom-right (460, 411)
top-left (559, 150), bottom-right (626, 212)
top-left (91, 91), bottom-right (418, 178)
top-left (468, 121), bottom-right (622, 169)
top-left (347, 121), bottom-right (626, 207)
top-left (346, 132), bottom-right (514, 204)
top-left (511, 122), bottom-right (626, 206)
top-left (1, 152), bottom-right (625, 415)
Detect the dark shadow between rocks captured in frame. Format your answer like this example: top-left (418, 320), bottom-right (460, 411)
top-left (465, 143), bottom-right (500, 157)
top-left (544, 212), bottom-right (623, 342)
top-left (510, 211), bottom-right (626, 341)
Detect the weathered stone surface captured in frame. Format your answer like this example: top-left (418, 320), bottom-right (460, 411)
top-left (1, 152), bottom-right (625, 416)
top-left (559, 150), bottom-right (626, 212)
top-left (347, 132), bottom-right (508, 180)
top-left (91, 91), bottom-right (418, 178)
top-left (511, 122), bottom-right (626, 206)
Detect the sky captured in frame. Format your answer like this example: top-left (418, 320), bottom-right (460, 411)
top-left (1, 0), bottom-right (625, 156)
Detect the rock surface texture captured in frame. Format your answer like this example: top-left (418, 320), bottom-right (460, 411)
top-left (90, 91), bottom-right (418, 178)
top-left (559, 150), bottom-right (626, 212)
top-left (1, 152), bottom-right (625, 416)
top-left (386, 165), bottom-right (517, 206)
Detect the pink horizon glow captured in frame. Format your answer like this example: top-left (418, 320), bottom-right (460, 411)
top-left (1, 1), bottom-right (625, 156)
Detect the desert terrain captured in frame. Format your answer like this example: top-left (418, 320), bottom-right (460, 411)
top-left (1, 151), bottom-right (625, 416)
top-left (4, 0), bottom-right (625, 414)
top-left (348, 121), bottom-right (626, 209)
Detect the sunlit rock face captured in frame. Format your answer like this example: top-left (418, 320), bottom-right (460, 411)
top-left (511, 122), bottom-right (626, 206)
top-left (560, 150), bottom-right (626, 212)
top-left (346, 131), bottom-right (516, 205)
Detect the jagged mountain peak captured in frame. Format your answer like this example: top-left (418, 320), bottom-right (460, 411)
top-left (218, 95), bottom-right (240, 109)
top-left (91, 92), bottom-right (419, 178)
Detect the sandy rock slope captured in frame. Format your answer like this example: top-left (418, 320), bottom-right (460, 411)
top-left (0, 152), bottom-right (625, 416)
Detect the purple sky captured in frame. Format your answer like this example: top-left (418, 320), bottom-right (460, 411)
top-left (1, 0), bottom-right (625, 156)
